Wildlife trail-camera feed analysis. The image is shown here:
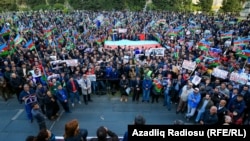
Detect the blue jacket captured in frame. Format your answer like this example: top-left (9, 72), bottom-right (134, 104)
top-left (56, 89), bottom-right (68, 102)
top-left (187, 92), bottom-right (201, 108)
top-left (105, 67), bottom-right (112, 78)
top-left (227, 98), bottom-right (246, 115)
top-left (142, 79), bottom-right (152, 90)
top-left (110, 70), bottom-right (119, 80)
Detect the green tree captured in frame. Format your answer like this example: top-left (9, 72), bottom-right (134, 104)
top-left (198, 0), bottom-right (213, 12)
top-left (126, 0), bottom-right (146, 11)
top-left (152, 0), bottom-right (192, 11)
top-left (26, 0), bottom-right (46, 7)
top-left (0, 0), bottom-right (17, 11)
top-left (182, 0), bottom-right (192, 12)
top-left (221, 0), bottom-right (242, 13)
top-left (48, 0), bottom-right (65, 5)
top-left (152, 0), bottom-right (168, 10)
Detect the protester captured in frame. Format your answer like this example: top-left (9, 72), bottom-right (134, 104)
top-left (19, 84), bottom-right (38, 122)
top-left (44, 90), bottom-right (60, 120)
top-left (185, 88), bottom-right (201, 121)
top-left (31, 103), bottom-right (47, 130)
top-left (78, 74), bottom-right (92, 105)
top-left (55, 85), bottom-right (71, 113)
top-left (199, 106), bottom-right (219, 125)
top-left (66, 77), bottom-right (81, 107)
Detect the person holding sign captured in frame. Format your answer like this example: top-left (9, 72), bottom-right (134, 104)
top-left (19, 84), bottom-right (38, 122)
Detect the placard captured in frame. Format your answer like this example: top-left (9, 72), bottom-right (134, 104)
top-left (182, 60), bottom-right (196, 71)
top-left (87, 75), bottom-right (96, 82)
top-left (191, 75), bottom-right (201, 85)
top-left (229, 72), bottom-right (248, 84)
top-left (64, 59), bottom-right (78, 67)
top-left (149, 48), bottom-right (165, 56)
top-left (212, 68), bottom-right (228, 79)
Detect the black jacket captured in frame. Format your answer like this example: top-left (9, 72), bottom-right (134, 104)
top-left (89, 130), bottom-right (119, 141)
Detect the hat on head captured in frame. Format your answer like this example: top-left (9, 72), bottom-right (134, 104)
top-left (194, 88), bottom-right (199, 92)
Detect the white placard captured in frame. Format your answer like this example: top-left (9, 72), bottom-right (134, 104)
top-left (230, 72), bottom-right (248, 84)
top-left (64, 59), bottom-right (78, 67)
top-left (182, 60), bottom-right (196, 71)
top-left (212, 68), bottom-right (228, 79)
top-left (191, 75), bottom-right (201, 86)
top-left (118, 28), bottom-right (127, 33)
top-left (123, 55), bottom-right (129, 64)
top-left (149, 48), bottom-right (165, 56)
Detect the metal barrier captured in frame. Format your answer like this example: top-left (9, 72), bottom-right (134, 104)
top-left (55, 136), bottom-right (123, 141)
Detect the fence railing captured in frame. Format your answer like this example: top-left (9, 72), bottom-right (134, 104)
top-left (55, 136), bottom-right (123, 141)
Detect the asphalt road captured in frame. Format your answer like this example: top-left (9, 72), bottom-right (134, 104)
top-left (0, 94), bottom-right (189, 141)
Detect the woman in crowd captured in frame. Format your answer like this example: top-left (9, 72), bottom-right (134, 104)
top-left (64, 119), bottom-right (88, 141)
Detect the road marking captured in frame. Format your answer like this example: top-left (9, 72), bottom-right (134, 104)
top-left (49, 111), bottom-right (64, 130)
top-left (11, 109), bottom-right (24, 120)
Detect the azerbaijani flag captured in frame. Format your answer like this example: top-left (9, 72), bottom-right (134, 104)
top-left (242, 50), bottom-right (250, 57)
top-left (167, 29), bottom-right (178, 36)
top-left (208, 58), bottom-right (220, 67)
top-left (221, 31), bottom-right (233, 39)
top-left (153, 79), bottom-right (163, 93)
top-left (198, 41), bottom-right (210, 51)
top-left (14, 34), bottom-right (24, 45)
top-left (24, 40), bottom-right (35, 50)
top-left (209, 48), bottom-right (222, 57)
top-left (195, 55), bottom-right (204, 63)
top-left (153, 33), bottom-right (162, 43)
top-left (0, 43), bottom-right (8, 55)
top-left (96, 36), bottom-right (105, 45)
top-left (0, 27), bottom-right (10, 37)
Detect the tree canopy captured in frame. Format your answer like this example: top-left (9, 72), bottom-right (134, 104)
top-left (0, 0), bottom-right (247, 14)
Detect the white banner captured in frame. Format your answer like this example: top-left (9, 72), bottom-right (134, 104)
top-left (182, 60), bottom-right (196, 71)
top-left (149, 48), bottom-right (165, 56)
top-left (64, 59), bottom-right (78, 67)
top-left (87, 75), bottom-right (96, 82)
top-left (230, 72), bottom-right (248, 84)
top-left (50, 59), bottom-right (78, 67)
top-left (212, 68), bottom-right (228, 79)
top-left (118, 28), bottom-right (127, 33)
top-left (191, 75), bottom-right (201, 86)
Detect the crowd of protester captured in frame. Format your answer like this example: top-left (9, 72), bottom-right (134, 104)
top-left (0, 10), bottom-right (250, 136)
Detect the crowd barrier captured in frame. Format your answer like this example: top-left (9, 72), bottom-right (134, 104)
top-left (55, 136), bottom-right (123, 141)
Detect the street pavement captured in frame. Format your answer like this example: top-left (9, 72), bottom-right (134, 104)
top-left (0, 94), bottom-right (189, 141)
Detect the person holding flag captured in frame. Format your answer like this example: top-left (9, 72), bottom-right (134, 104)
top-left (151, 74), bottom-right (164, 103)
